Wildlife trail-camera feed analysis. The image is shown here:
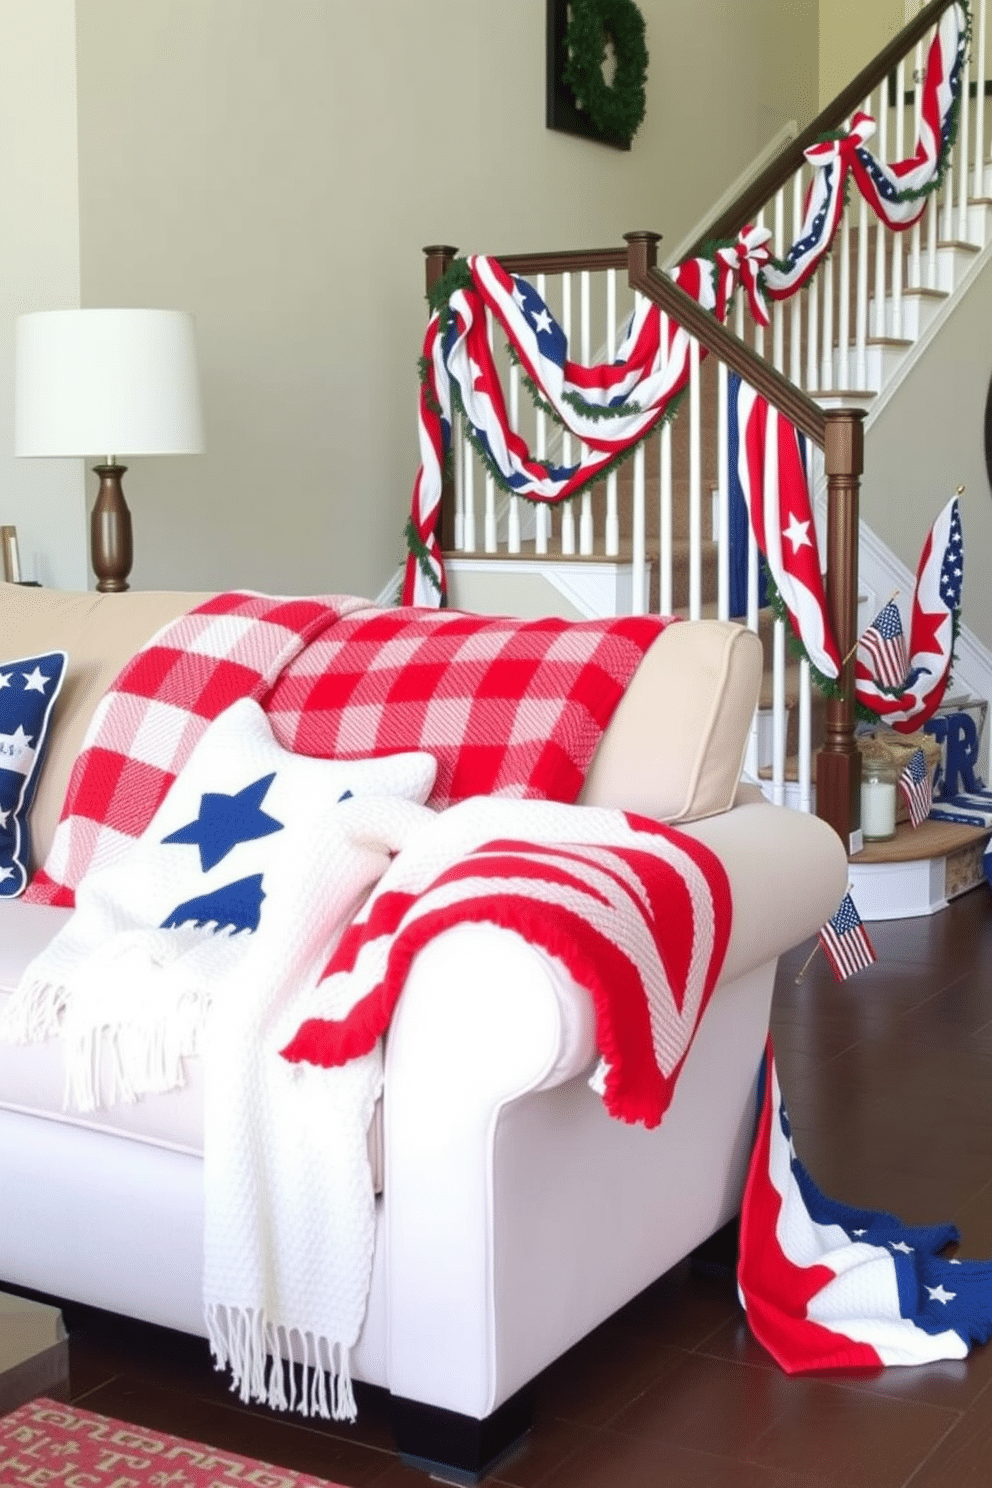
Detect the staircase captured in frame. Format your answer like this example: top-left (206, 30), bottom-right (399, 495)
top-left (428, 0), bottom-right (992, 920)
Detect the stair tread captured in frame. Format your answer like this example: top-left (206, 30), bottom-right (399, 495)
top-left (852, 817), bottom-right (990, 865)
top-left (936, 238), bottom-right (981, 252)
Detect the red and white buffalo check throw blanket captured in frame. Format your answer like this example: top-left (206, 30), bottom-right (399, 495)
top-left (26, 594), bottom-right (670, 908)
top-left (25, 592), bottom-right (364, 907)
top-left (278, 797), bottom-right (732, 1129)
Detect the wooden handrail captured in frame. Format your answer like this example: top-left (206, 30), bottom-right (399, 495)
top-left (623, 232), bottom-right (828, 446)
top-left (425, 236), bottom-right (828, 445)
top-left (685, 0), bottom-right (959, 255)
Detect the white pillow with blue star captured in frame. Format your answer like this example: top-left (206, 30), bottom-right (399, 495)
top-left (0, 650), bottom-right (68, 898)
top-left (89, 695), bottom-right (439, 940)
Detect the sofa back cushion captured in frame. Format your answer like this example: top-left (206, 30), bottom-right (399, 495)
top-left (580, 619), bottom-right (763, 822)
top-left (0, 585), bottom-right (213, 871)
top-left (1, 584), bottom-right (763, 883)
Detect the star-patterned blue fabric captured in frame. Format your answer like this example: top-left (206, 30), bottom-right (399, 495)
top-left (162, 772), bottom-right (283, 871)
top-left (0, 650), bottom-right (67, 898)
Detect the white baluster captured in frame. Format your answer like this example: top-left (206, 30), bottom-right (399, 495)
top-left (754, 209), bottom-right (767, 360)
top-left (660, 413), bottom-right (673, 616)
top-left (659, 309), bottom-right (672, 614)
top-left (942, 61), bottom-right (955, 244)
top-left (927, 140), bottom-right (939, 287)
top-left (839, 204), bottom-right (851, 387)
top-left (535, 273), bottom-right (549, 553)
top-left (453, 413), bottom-right (464, 551)
top-left (579, 269), bottom-right (593, 555)
top-left (806, 241), bottom-right (820, 391)
top-left (508, 362), bottom-right (521, 553)
top-left (856, 191), bottom-right (869, 387)
top-left (976, 0), bottom-right (988, 200)
top-left (790, 172), bottom-right (803, 386)
top-left (606, 268), bottom-right (619, 555)
top-left (561, 273), bottom-right (576, 554)
top-left (958, 19), bottom-right (972, 243)
top-left (821, 249), bottom-right (835, 390)
top-left (798, 659), bottom-right (812, 814)
top-left (875, 87), bottom-right (888, 336)
top-left (632, 442), bottom-right (646, 615)
top-left (462, 427), bottom-right (476, 551)
top-left (743, 487), bottom-right (760, 782)
top-left (689, 336), bottom-right (702, 619)
top-left (773, 188), bottom-right (785, 371)
top-left (772, 616), bottom-right (786, 807)
top-left (891, 59), bottom-right (906, 338)
top-left (717, 358), bottom-right (729, 621)
top-left (910, 38), bottom-right (924, 288)
top-left (484, 307), bottom-right (497, 551)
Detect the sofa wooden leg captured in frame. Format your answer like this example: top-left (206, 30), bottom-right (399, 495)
top-left (389, 1384), bottom-right (533, 1484)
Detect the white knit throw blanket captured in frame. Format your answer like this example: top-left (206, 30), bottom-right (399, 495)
top-left (1, 699), bottom-right (438, 1420)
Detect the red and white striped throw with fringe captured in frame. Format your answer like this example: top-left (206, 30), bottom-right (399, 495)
top-left (278, 796), bottom-right (732, 1130)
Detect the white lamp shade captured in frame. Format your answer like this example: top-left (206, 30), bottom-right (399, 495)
top-left (15, 308), bottom-right (204, 458)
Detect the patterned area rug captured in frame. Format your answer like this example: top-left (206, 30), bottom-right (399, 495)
top-left (0, 1397), bottom-right (345, 1486)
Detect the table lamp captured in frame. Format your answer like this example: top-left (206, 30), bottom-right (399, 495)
top-left (14, 308), bottom-right (204, 592)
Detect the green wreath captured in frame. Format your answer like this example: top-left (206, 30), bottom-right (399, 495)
top-left (563, 0), bottom-right (648, 149)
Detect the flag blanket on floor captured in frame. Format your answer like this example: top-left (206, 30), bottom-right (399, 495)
top-left (739, 1044), bottom-right (992, 1371)
top-left (24, 594), bottom-right (668, 907)
top-left (279, 796), bottom-right (732, 1130)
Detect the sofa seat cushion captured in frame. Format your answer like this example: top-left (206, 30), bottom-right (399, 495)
top-left (0, 900), bottom-right (204, 1155)
top-left (0, 900), bottom-right (391, 1185)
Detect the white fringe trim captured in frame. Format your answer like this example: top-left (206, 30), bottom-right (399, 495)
top-left (0, 977), bottom-right (70, 1043)
top-left (62, 988), bottom-right (205, 1112)
top-left (205, 1301), bottom-right (357, 1423)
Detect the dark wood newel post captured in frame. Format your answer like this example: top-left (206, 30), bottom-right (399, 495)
top-left (817, 408), bottom-right (866, 849)
top-left (423, 245), bottom-right (458, 552)
top-left (624, 229), bottom-right (663, 281)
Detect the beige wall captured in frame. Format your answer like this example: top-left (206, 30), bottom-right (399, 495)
top-left (71, 0), bottom-right (818, 599)
top-left (819, 0), bottom-right (905, 108)
top-left (0, 0), bottom-right (87, 590)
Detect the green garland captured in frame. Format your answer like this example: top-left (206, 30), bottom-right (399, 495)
top-left (404, 515), bottom-right (445, 601)
top-left (563, 0), bottom-right (648, 149)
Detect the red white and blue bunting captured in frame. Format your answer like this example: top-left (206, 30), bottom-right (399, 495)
top-left (403, 0), bottom-right (968, 730)
top-left (854, 494), bottom-right (963, 731)
top-left (728, 376), bottom-right (841, 682)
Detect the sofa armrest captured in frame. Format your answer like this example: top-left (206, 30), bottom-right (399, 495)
top-left (379, 801), bottom-right (846, 1417)
top-left (381, 922), bottom-right (588, 1417)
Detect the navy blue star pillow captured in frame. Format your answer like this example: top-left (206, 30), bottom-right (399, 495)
top-left (0, 650), bottom-right (68, 897)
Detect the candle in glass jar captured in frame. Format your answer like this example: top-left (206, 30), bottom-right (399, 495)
top-left (861, 775), bottom-right (896, 839)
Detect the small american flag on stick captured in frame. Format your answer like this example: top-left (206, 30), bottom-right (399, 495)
top-left (818, 891), bottom-right (876, 982)
top-left (857, 599), bottom-right (909, 690)
top-left (899, 747), bottom-right (933, 829)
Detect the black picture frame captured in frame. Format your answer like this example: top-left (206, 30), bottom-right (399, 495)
top-left (546, 0), bottom-right (631, 152)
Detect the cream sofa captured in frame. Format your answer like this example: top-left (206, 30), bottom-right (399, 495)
top-left (0, 583), bottom-right (847, 1480)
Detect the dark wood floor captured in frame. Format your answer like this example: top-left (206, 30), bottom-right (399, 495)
top-left (10, 886), bottom-right (992, 1486)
